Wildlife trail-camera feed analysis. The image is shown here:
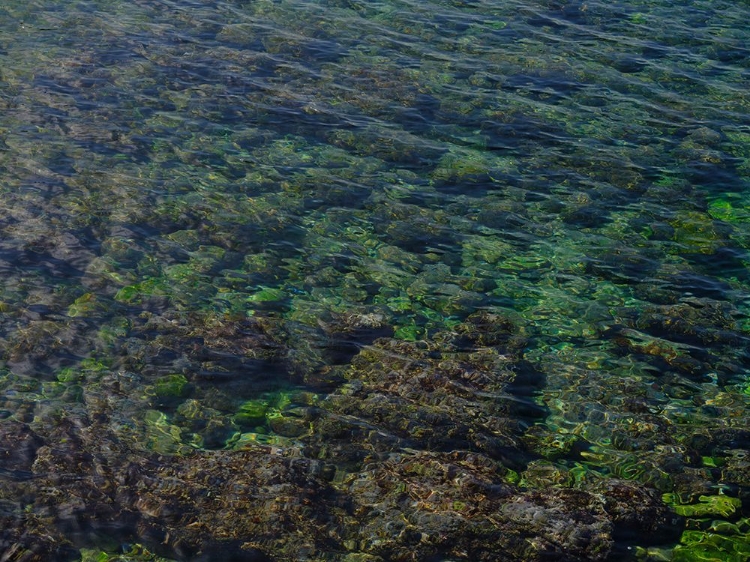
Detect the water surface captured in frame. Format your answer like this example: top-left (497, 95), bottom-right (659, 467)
top-left (0, 0), bottom-right (748, 560)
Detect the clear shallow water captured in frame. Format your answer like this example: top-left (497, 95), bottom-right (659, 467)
top-left (0, 0), bottom-right (748, 560)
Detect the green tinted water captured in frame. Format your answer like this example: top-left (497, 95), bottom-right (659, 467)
top-left (0, 0), bottom-right (748, 560)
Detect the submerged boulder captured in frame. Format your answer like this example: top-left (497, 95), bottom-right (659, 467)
top-left (0, 312), bottom-right (684, 561)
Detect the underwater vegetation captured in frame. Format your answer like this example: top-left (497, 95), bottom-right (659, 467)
top-left (0, 0), bottom-right (748, 560)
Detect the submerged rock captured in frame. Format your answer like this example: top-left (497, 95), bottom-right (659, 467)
top-left (0, 313), bottom-right (682, 561)
top-left (2, 415), bottom-right (622, 562)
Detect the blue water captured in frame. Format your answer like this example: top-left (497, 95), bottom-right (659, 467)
top-left (0, 0), bottom-right (748, 560)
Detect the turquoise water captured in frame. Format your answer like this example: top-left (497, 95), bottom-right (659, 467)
top-left (0, 0), bottom-right (748, 560)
